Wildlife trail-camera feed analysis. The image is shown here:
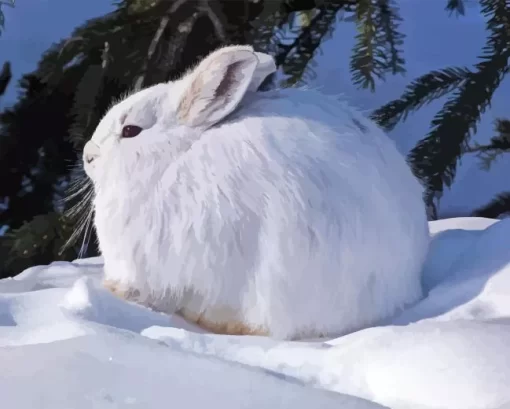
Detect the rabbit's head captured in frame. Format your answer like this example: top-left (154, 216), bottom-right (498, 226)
top-left (83, 45), bottom-right (276, 189)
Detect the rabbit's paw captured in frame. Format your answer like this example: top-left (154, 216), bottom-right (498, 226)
top-left (103, 279), bottom-right (140, 301)
top-left (179, 308), bottom-right (269, 337)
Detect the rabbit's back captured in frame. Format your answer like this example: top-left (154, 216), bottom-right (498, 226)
top-left (171, 88), bottom-right (429, 339)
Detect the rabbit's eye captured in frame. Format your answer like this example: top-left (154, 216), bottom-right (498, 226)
top-left (121, 125), bottom-right (143, 139)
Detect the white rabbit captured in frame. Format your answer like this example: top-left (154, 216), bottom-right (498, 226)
top-left (83, 45), bottom-right (430, 340)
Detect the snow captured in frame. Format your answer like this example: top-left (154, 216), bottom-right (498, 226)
top-left (2, 217), bottom-right (510, 409)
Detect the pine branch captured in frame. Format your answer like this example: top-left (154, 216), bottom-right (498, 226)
top-left (68, 42), bottom-right (111, 150)
top-left (36, 1), bottom-right (172, 90)
top-left (445, 0), bottom-right (465, 16)
top-left (140, 0), bottom-right (233, 86)
top-left (408, 0), bottom-right (510, 206)
top-left (160, 10), bottom-right (201, 82)
top-left (467, 118), bottom-right (510, 170)
top-left (473, 191), bottom-right (510, 218)
top-left (134, 0), bottom-right (189, 90)
top-left (350, 0), bottom-right (406, 91)
top-left (371, 66), bottom-right (471, 131)
top-left (200, 0), bottom-right (228, 43)
top-left (279, 1), bottom-right (344, 86)
top-left (0, 61), bottom-right (12, 97)
top-left (0, 0), bottom-right (14, 36)
top-left (375, 0), bottom-right (405, 76)
top-left (350, 0), bottom-right (379, 90)
top-left (123, 0), bottom-right (159, 14)
top-left (2, 212), bottom-right (80, 276)
top-left (250, 0), bottom-right (358, 86)
top-left (250, 11), bottom-right (282, 57)
top-left (250, 0), bottom-right (297, 56)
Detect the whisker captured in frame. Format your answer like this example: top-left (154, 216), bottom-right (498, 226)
top-left (78, 209), bottom-right (94, 258)
top-left (65, 180), bottom-right (93, 203)
top-left (60, 206), bottom-right (94, 256)
top-left (66, 189), bottom-right (93, 216)
top-left (66, 172), bottom-right (91, 191)
top-left (65, 195), bottom-right (93, 219)
top-left (62, 189), bottom-right (92, 218)
top-left (59, 161), bottom-right (96, 258)
top-left (69, 205), bottom-right (92, 234)
top-left (67, 173), bottom-right (88, 187)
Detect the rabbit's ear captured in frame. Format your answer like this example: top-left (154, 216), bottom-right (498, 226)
top-left (248, 52), bottom-right (277, 92)
top-left (176, 45), bottom-right (259, 128)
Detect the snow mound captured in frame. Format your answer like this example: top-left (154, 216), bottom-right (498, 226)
top-left (0, 328), bottom-right (381, 409)
top-left (1, 217), bottom-right (510, 409)
top-left (143, 320), bottom-right (510, 409)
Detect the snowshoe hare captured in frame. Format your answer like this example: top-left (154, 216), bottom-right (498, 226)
top-left (83, 45), bottom-right (430, 340)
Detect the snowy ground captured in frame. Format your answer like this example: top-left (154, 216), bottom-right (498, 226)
top-left (1, 217), bottom-right (510, 409)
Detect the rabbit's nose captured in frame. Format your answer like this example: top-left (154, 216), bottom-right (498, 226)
top-left (83, 141), bottom-right (100, 164)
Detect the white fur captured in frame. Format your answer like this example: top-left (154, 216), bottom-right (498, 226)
top-left (84, 46), bottom-right (430, 340)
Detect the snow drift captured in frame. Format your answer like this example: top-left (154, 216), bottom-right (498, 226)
top-left (1, 217), bottom-right (510, 409)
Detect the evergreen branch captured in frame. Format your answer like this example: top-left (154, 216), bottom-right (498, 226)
top-left (0, 61), bottom-right (12, 97)
top-left (374, 0), bottom-right (405, 76)
top-left (472, 191), bottom-right (510, 218)
top-left (251, 0), bottom-right (356, 77)
top-left (2, 212), bottom-right (80, 276)
top-left (122, 0), bottom-right (159, 14)
top-left (409, 28), bottom-right (510, 203)
top-left (279, 1), bottom-right (343, 86)
top-left (199, 0), bottom-right (228, 43)
top-left (350, 0), bottom-right (379, 90)
top-left (250, 3), bottom-right (290, 62)
top-left (256, 1), bottom-right (316, 65)
top-left (408, 0), bottom-right (510, 205)
top-left (134, 0), bottom-right (189, 90)
top-left (139, 0), bottom-right (228, 86)
top-left (257, 0), bottom-right (286, 26)
top-left (409, 60), bottom-right (509, 205)
top-left (161, 10), bottom-right (201, 82)
top-left (250, 11), bottom-right (282, 56)
top-left (38, 2), bottom-right (170, 88)
top-left (0, 0), bottom-right (14, 36)
top-left (350, 0), bottom-right (406, 91)
top-left (467, 118), bottom-right (510, 170)
top-left (68, 42), bottom-right (111, 150)
top-left (445, 0), bottom-right (465, 15)
top-left (371, 66), bottom-right (471, 130)
top-left (252, 0), bottom-right (332, 31)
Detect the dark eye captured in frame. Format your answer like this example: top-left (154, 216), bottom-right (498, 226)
top-left (121, 125), bottom-right (143, 139)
